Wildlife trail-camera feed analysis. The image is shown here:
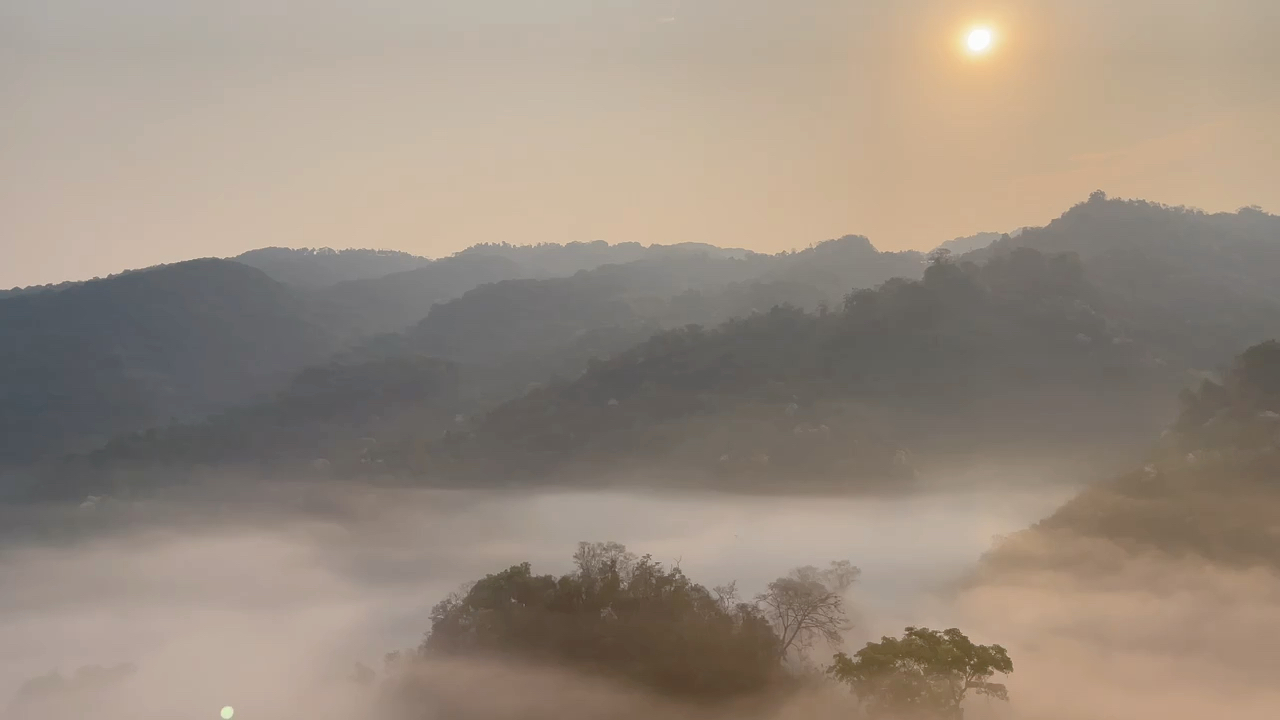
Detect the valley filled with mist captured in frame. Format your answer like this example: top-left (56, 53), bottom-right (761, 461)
top-left (3, 194), bottom-right (1280, 720)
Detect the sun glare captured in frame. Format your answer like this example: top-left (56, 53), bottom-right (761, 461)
top-left (966, 27), bottom-right (994, 54)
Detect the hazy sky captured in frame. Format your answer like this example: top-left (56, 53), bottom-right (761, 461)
top-left (2, 0), bottom-right (1278, 287)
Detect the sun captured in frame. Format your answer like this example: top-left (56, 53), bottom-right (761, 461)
top-left (966, 27), bottom-right (994, 54)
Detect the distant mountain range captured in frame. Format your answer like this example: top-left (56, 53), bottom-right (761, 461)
top-left (431, 245), bottom-right (1181, 486)
top-left (5, 194), bottom-right (1280, 499)
top-left (233, 247), bottom-right (435, 288)
top-left (0, 236), bottom-right (920, 468)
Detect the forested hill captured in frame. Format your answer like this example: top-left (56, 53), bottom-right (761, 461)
top-left (11, 196), bottom-right (1278, 488)
top-left (236, 241), bottom-right (753, 292)
top-left (437, 248), bottom-right (1184, 484)
top-left (241, 239), bottom-right (904, 340)
top-left (37, 356), bottom-right (469, 499)
top-left (966, 194), bottom-right (1280, 366)
top-left (934, 231), bottom-right (1006, 256)
top-left (0, 236), bottom-right (928, 475)
top-left (0, 260), bottom-right (336, 465)
top-left (401, 254), bottom-right (824, 362)
top-left (381, 257), bottom-right (830, 406)
top-left (754, 234), bottom-right (924, 299)
top-left (45, 248), bottom-right (890, 484)
top-left (312, 253), bottom-right (528, 338)
top-left (974, 340), bottom-right (1280, 576)
top-left (233, 247), bottom-right (434, 288)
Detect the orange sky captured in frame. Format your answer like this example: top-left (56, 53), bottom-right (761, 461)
top-left (2, 0), bottom-right (1278, 287)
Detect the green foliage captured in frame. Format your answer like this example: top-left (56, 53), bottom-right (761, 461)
top-left (829, 627), bottom-right (1013, 719)
top-left (420, 542), bottom-right (783, 699)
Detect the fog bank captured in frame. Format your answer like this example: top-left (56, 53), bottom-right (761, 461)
top-left (3, 475), bottom-right (1277, 719)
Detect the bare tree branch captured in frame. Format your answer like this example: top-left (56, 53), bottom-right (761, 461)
top-left (756, 560), bottom-right (859, 661)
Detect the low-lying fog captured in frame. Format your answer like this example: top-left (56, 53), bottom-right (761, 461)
top-left (3, 463), bottom-right (1278, 719)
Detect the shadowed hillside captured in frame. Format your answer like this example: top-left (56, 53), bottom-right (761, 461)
top-left (967, 194), bottom-right (1280, 367)
top-left (435, 249), bottom-right (1182, 485)
top-left (31, 356), bottom-right (467, 500)
top-left (975, 340), bottom-right (1280, 577)
top-left (234, 247), bottom-right (434, 289)
top-left (313, 254), bottom-right (529, 338)
top-left (0, 260), bottom-right (336, 464)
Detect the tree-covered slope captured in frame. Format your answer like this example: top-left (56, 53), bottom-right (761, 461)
top-left (967, 194), bottom-right (1280, 367)
top-left (437, 249), bottom-right (1182, 484)
top-left (233, 247), bottom-right (434, 289)
top-left (0, 260), bottom-right (336, 464)
top-left (975, 340), bottom-right (1280, 576)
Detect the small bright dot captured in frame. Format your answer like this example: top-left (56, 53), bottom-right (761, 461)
top-left (220, 707), bottom-right (235, 720)
top-left (967, 27), bottom-right (993, 53)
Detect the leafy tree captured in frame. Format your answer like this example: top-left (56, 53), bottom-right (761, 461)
top-left (829, 627), bottom-right (1013, 719)
top-left (757, 561), bottom-right (859, 661)
top-left (419, 542), bottom-right (782, 699)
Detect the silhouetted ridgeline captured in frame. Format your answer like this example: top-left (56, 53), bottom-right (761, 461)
top-left (966, 194), bottom-right (1280, 366)
top-left (233, 247), bottom-right (434, 289)
top-left (6, 196), bottom-right (1280, 492)
top-left (933, 231), bottom-right (1007, 256)
top-left (3, 236), bottom-right (923, 477)
top-left (311, 253), bottom-right (529, 338)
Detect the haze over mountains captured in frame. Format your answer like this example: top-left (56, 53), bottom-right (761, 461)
top-left (0, 235), bottom-right (920, 471)
top-left (3, 194), bottom-right (1278, 488)
top-left (5, 193), bottom-right (1280, 720)
top-left (5, 0), bottom-right (1278, 712)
